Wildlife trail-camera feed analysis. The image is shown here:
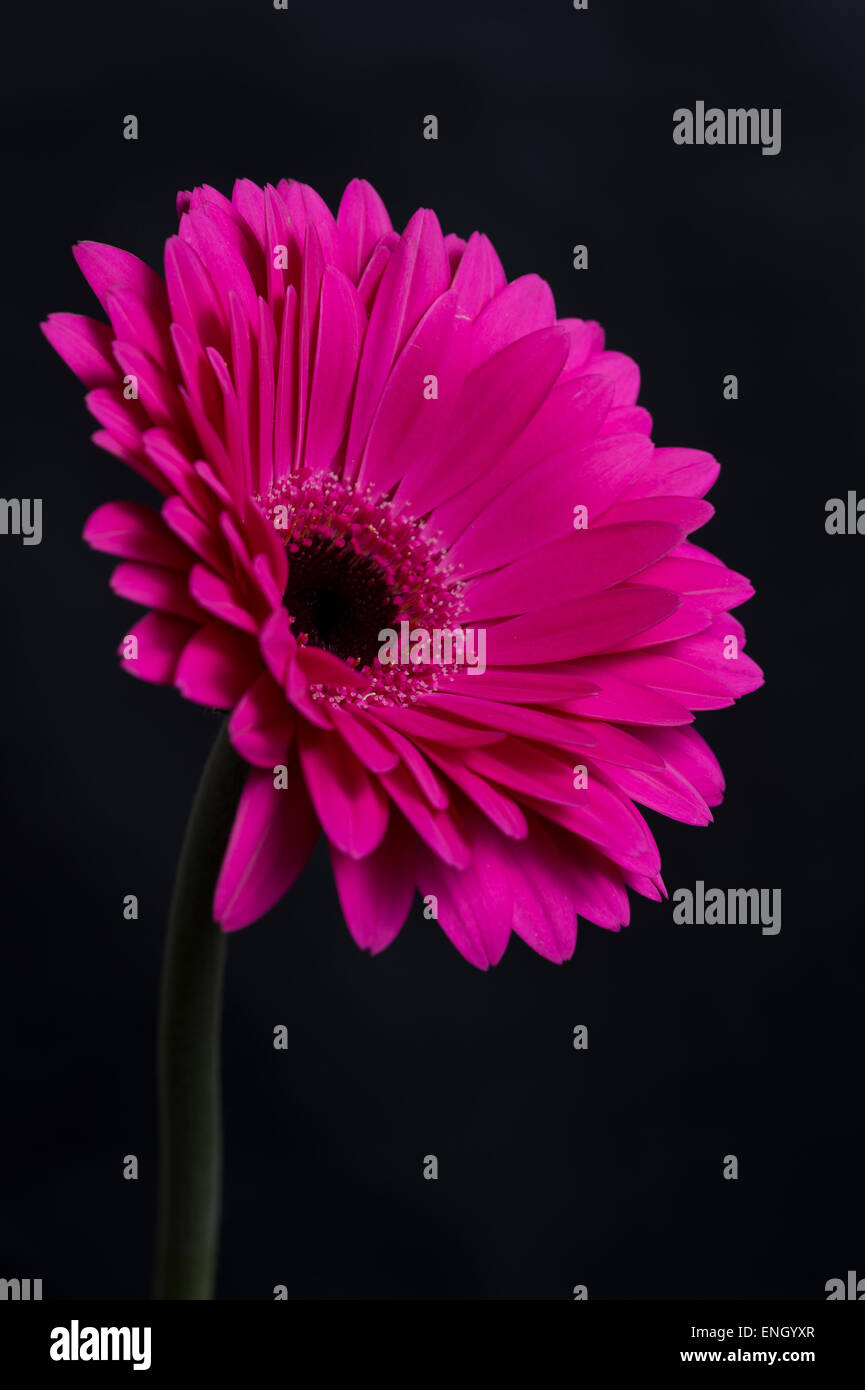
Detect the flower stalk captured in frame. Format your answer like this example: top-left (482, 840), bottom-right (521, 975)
top-left (153, 719), bottom-right (247, 1300)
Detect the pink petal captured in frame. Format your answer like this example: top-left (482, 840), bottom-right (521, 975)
top-left (263, 185), bottom-right (298, 326)
top-left (396, 325), bottom-right (569, 515)
top-left (164, 236), bottom-right (227, 356)
top-left (215, 760), bottom-right (320, 931)
top-left (85, 387), bottom-right (146, 453)
top-left (660, 626), bottom-right (763, 696)
top-left (298, 723), bottom-right (389, 857)
top-left (256, 298), bottom-right (277, 493)
top-left (84, 500), bottom-right (191, 569)
top-left (596, 494), bottom-right (714, 532)
top-left (90, 428), bottom-right (170, 494)
top-left (433, 695), bottom-right (668, 774)
top-left (560, 317), bottom-right (604, 370)
top-left (293, 225), bottom-right (326, 468)
top-left (174, 622), bottom-right (262, 707)
top-left (188, 563), bottom-right (260, 633)
top-left (373, 702), bottom-right (506, 748)
top-left (462, 521), bottom-right (683, 619)
top-left (259, 608), bottom-right (298, 688)
top-left (161, 496), bottom-right (231, 573)
top-left (597, 651), bottom-right (739, 708)
top-left (421, 747), bottom-right (528, 839)
top-left (169, 322), bottom-right (222, 428)
top-left (105, 289), bottom-right (174, 373)
top-left (345, 207), bottom-right (451, 473)
top-left (356, 239), bottom-right (393, 314)
top-left (109, 561), bottom-right (204, 621)
top-left (111, 340), bottom-right (186, 433)
top-left (504, 819), bottom-right (578, 963)
top-left (551, 835), bottom-right (630, 930)
top-left (636, 556), bottom-right (755, 612)
top-left (228, 672), bottom-right (296, 767)
top-left (302, 267), bottom-right (366, 474)
top-left (141, 429), bottom-right (215, 514)
top-left (430, 374), bottom-right (615, 543)
top-left (336, 178), bottom-right (394, 283)
top-left (618, 446), bottom-right (720, 502)
top-left (41, 313), bottom-right (118, 388)
top-left (416, 810), bottom-right (515, 968)
top-left (119, 612), bottom-right (196, 684)
top-left (357, 290), bottom-right (472, 494)
top-left (469, 273), bottom-right (556, 369)
top-left (444, 233), bottom-right (467, 272)
top-left (372, 721), bottom-right (450, 810)
top-left (274, 284), bottom-right (298, 475)
top-left (179, 207), bottom-right (259, 326)
top-left (231, 178), bottom-right (267, 247)
top-left (295, 646), bottom-right (372, 692)
top-left (635, 725), bottom-right (726, 806)
top-left (380, 763), bottom-right (470, 868)
top-left (74, 241), bottom-right (168, 317)
top-left (328, 705), bottom-right (399, 774)
top-left (624, 870), bottom-right (667, 903)
top-left (520, 781), bottom-right (661, 876)
top-left (605, 593), bottom-right (713, 649)
top-left (484, 586), bottom-right (680, 665)
top-left (437, 668), bottom-right (600, 705)
top-left (449, 433), bottom-right (653, 577)
top-left (415, 877), bottom-right (506, 971)
top-left (571, 349), bottom-right (640, 406)
top-left (450, 231), bottom-right (507, 317)
top-left (278, 179), bottom-right (347, 274)
top-left (460, 739), bottom-right (579, 807)
top-left (597, 404), bottom-right (653, 437)
top-left (555, 665), bottom-right (693, 726)
top-left (330, 815), bottom-right (415, 954)
top-left (590, 759), bottom-right (712, 826)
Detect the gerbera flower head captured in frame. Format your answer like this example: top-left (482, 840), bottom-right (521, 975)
top-left (42, 177), bottom-right (762, 968)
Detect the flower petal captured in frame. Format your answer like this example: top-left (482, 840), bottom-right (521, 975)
top-left (329, 814), bottom-right (415, 954)
top-left (215, 761), bottom-right (320, 931)
top-left (228, 672), bottom-right (296, 767)
top-left (41, 313), bottom-right (118, 387)
top-left (298, 723), bottom-right (389, 857)
top-left (118, 612), bottom-right (196, 684)
top-left (174, 622), bottom-right (262, 707)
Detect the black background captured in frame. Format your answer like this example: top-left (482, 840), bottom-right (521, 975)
top-left (2, 0), bottom-right (862, 1300)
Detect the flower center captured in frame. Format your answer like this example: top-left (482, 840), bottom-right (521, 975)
top-left (280, 532), bottom-right (397, 668)
top-left (257, 473), bottom-right (465, 706)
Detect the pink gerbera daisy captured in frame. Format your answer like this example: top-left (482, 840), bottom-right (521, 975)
top-left (43, 177), bottom-right (762, 969)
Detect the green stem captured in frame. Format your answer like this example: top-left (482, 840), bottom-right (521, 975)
top-left (153, 719), bottom-right (247, 1300)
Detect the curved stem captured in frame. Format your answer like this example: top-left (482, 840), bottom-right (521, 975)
top-left (153, 718), bottom-right (247, 1300)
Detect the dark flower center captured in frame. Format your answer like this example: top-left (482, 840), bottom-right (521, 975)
top-left (282, 534), bottom-right (398, 667)
top-left (258, 472), bottom-right (465, 706)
